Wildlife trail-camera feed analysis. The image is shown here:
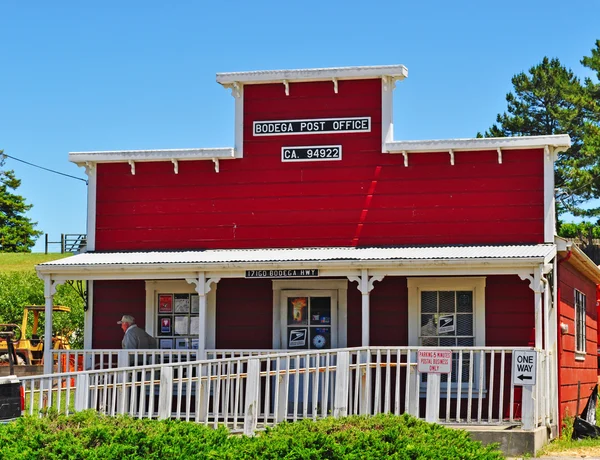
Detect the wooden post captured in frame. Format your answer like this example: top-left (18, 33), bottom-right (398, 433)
top-left (75, 373), bottom-right (90, 411)
top-left (521, 384), bottom-right (535, 430)
top-left (158, 367), bottom-right (173, 419)
top-left (425, 373), bottom-right (441, 423)
top-left (333, 351), bottom-right (349, 417)
top-left (244, 359), bottom-right (260, 436)
top-left (60, 234), bottom-right (65, 254)
top-left (45, 234), bottom-right (48, 254)
top-left (406, 352), bottom-right (420, 417)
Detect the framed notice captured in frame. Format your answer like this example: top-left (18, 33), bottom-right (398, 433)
top-left (191, 339), bottom-right (199, 349)
top-left (175, 338), bottom-right (188, 350)
top-left (158, 295), bottom-right (173, 313)
top-left (191, 295), bottom-right (199, 313)
top-left (174, 316), bottom-right (189, 335)
top-left (159, 317), bottom-right (171, 334)
top-left (174, 294), bottom-right (190, 313)
top-left (160, 339), bottom-right (173, 349)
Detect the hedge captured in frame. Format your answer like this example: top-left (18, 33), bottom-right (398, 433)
top-left (0, 411), bottom-right (504, 459)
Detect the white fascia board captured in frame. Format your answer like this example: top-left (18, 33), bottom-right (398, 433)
top-left (216, 65), bottom-right (408, 86)
top-left (36, 256), bottom-right (553, 280)
top-left (385, 134), bottom-right (571, 153)
top-left (69, 147), bottom-right (236, 165)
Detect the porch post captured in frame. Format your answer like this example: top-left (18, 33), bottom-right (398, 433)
top-left (534, 267), bottom-right (543, 349)
top-left (348, 270), bottom-right (384, 346)
top-left (186, 274), bottom-right (220, 360)
top-left (43, 276), bottom-right (56, 375)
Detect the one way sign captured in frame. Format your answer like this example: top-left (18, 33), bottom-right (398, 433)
top-left (512, 350), bottom-right (537, 386)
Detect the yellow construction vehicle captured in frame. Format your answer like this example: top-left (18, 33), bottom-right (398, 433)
top-left (0, 305), bottom-right (71, 365)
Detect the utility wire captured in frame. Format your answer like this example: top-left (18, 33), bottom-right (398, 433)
top-left (1, 152), bottom-right (88, 184)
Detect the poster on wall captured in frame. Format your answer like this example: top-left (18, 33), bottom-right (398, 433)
top-left (288, 328), bottom-right (307, 348)
top-left (174, 316), bottom-right (189, 335)
top-left (191, 339), bottom-right (199, 349)
top-left (175, 338), bottom-right (188, 349)
top-left (190, 317), bottom-right (199, 335)
top-left (160, 317), bottom-right (171, 334)
top-left (174, 294), bottom-right (190, 313)
top-left (159, 295), bottom-right (173, 313)
top-left (191, 295), bottom-right (199, 313)
top-left (160, 339), bottom-right (173, 349)
top-left (288, 297), bottom-right (308, 325)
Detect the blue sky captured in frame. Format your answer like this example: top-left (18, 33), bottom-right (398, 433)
top-left (1, 1), bottom-right (599, 252)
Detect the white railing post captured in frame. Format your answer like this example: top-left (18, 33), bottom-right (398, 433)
top-left (158, 366), bottom-right (173, 419)
top-left (407, 352), bottom-right (419, 417)
top-left (333, 351), bottom-right (349, 418)
top-left (425, 373), bottom-right (441, 423)
top-left (118, 350), bottom-right (129, 368)
top-left (276, 356), bottom-right (289, 423)
top-left (75, 373), bottom-right (90, 411)
top-left (244, 359), bottom-right (260, 436)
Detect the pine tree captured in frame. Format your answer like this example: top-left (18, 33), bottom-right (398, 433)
top-left (479, 57), bottom-right (592, 217)
top-left (0, 151), bottom-right (43, 252)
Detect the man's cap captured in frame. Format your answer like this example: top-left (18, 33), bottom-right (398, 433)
top-left (117, 315), bottom-right (135, 325)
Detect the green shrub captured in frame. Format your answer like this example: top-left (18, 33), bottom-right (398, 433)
top-left (0, 271), bottom-right (85, 348)
top-left (0, 411), bottom-right (504, 459)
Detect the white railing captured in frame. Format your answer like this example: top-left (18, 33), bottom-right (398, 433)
top-left (52, 349), bottom-right (280, 373)
top-left (29, 347), bottom-right (550, 434)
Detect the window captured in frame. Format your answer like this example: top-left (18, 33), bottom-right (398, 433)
top-left (281, 291), bottom-right (337, 350)
top-left (575, 289), bottom-right (587, 354)
top-left (156, 293), bottom-right (200, 350)
top-left (408, 277), bottom-right (486, 391)
top-left (145, 280), bottom-right (217, 350)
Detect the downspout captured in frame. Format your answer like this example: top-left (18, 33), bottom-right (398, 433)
top-left (541, 272), bottom-right (551, 429)
top-left (556, 249), bottom-right (573, 435)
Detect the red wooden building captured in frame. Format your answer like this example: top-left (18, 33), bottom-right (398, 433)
top-left (35, 64), bottom-right (599, 447)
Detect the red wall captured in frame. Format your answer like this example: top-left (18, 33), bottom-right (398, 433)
top-left (558, 261), bottom-right (599, 421)
top-left (215, 278), bottom-right (273, 349)
top-left (486, 275), bottom-right (535, 347)
top-left (94, 79), bottom-right (545, 251)
top-left (92, 280), bottom-right (147, 349)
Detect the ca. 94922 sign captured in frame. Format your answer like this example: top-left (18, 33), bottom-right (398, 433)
top-left (282, 145), bottom-right (341, 162)
top-left (253, 117), bottom-right (371, 136)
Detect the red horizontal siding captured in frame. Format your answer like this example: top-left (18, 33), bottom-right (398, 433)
top-left (558, 260), bottom-right (598, 422)
top-left (92, 280), bottom-right (146, 349)
top-left (369, 277), bottom-right (408, 346)
top-left (94, 78), bottom-right (545, 251)
top-left (215, 279), bottom-right (273, 349)
top-left (485, 275), bottom-right (535, 347)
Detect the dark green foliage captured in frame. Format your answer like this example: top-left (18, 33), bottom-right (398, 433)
top-left (0, 271), bottom-right (85, 348)
top-left (0, 152), bottom-right (42, 252)
top-left (0, 411), bottom-right (504, 459)
top-left (558, 221), bottom-right (600, 239)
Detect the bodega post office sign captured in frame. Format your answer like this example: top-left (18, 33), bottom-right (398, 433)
top-left (253, 117), bottom-right (370, 136)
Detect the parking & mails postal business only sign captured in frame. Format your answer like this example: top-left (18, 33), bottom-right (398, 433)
top-left (417, 350), bottom-right (452, 374)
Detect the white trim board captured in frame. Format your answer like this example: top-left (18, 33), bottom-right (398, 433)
top-left (216, 65), bottom-right (408, 86)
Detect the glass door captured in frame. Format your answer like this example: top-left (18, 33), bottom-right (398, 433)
top-left (281, 290), bottom-right (337, 350)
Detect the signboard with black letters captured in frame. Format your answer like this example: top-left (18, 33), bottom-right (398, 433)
top-left (253, 117), bottom-right (371, 136)
top-left (282, 145), bottom-right (342, 162)
top-left (245, 269), bottom-right (319, 279)
top-left (512, 350), bottom-right (537, 386)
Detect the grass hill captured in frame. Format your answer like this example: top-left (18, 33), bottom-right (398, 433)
top-left (0, 253), bottom-right (72, 272)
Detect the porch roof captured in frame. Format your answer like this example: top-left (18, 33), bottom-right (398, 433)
top-left (36, 244), bottom-right (556, 280)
